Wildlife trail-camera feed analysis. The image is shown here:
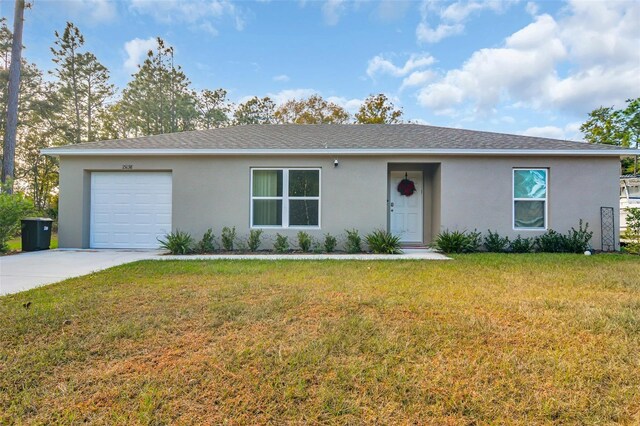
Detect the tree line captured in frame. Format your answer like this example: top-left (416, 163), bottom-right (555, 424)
top-left (0, 21), bottom-right (404, 210)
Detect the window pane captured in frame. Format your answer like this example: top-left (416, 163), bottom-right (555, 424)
top-left (514, 169), bottom-right (546, 199)
top-left (253, 170), bottom-right (282, 197)
top-left (253, 200), bottom-right (282, 226)
top-left (289, 200), bottom-right (319, 226)
top-left (289, 170), bottom-right (319, 197)
top-left (514, 200), bottom-right (545, 228)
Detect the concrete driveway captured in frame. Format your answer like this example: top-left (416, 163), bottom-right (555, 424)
top-left (0, 249), bottom-right (159, 296)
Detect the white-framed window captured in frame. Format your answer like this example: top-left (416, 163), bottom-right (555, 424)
top-left (251, 168), bottom-right (321, 228)
top-left (513, 168), bottom-right (548, 230)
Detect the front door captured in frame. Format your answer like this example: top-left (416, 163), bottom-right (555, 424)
top-left (389, 171), bottom-right (423, 243)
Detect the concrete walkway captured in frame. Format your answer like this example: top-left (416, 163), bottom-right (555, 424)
top-left (160, 248), bottom-right (450, 261)
top-left (1, 248), bottom-right (449, 296)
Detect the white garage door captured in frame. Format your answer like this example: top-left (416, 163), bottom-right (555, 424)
top-left (91, 172), bottom-right (172, 249)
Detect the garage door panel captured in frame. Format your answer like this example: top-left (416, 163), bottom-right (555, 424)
top-left (91, 172), bottom-right (172, 249)
top-left (94, 213), bottom-right (110, 224)
top-left (113, 193), bottom-right (132, 204)
top-left (156, 213), bottom-right (171, 223)
top-left (113, 233), bottom-right (131, 244)
top-left (154, 194), bottom-right (172, 204)
top-left (134, 194), bottom-right (154, 204)
top-left (133, 213), bottom-right (152, 224)
top-left (92, 232), bottom-right (110, 244)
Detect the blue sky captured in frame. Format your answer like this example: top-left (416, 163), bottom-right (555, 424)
top-left (3, 0), bottom-right (639, 140)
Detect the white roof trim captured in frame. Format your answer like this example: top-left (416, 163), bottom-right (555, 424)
top-left (41, 148), bottom-right (639, 156)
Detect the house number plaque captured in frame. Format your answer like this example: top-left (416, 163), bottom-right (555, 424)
top-left (122, 164), bottom-right (133, 170)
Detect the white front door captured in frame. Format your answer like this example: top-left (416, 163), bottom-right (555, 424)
top-left (90, 172), bottom-right (172, 249)
top-left (389, 171), bottom-right (423, 243)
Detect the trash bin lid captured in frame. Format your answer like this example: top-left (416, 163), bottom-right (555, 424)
top-left (22, 217), bottom-right (54, 222)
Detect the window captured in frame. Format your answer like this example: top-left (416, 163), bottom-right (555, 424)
top-left (513, 168), bottom-right (547, 229)
top-left (251, 168), bottom-right (320, 228)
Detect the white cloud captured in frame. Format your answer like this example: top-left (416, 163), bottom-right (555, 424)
top-left (129, 0), bottom-right (245, 34)
top-left (416, 22), bottom-right (463, 43)
top-left (367, 53), bottom-right (435, 79)
top-left (440, 0), bottom-right (511, 22)
top-left (416, 0), bottom-right (519, 44)
top-left (521, 126), bottom-right (565, 139)
top-left (123, 37), bottom-right (158, 73)
top-left (414, 1), bottom-right (640, 118)
top-left (375, 0), bottom-right (412, 23)
top-left (521, 122), bottom-right (582, 141)
top-left (198, 21), bottom-right (219, 36)
top-left (326, 96), bottom-right (364, 114)
top-left (266, 88), bottom-right (317, 105)
top-left (64, 0), bottom-right (117, 22)
top-left (273, 74), bottom-right (290, 82)
top-left (322, 0), bottom-right (347, 25)
top-left (525, 1), bottom-right (538, 16)
top-left (400, 70), bottom-right (436, 90)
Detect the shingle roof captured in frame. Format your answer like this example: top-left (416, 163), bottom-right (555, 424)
top-left (43, 124), bottom-right (630, 153)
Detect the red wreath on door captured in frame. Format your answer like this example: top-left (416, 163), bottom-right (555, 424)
top-left (397, 173), bottom-right (416, 196)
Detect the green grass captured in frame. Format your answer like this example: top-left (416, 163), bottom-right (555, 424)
top-left (5, 232), bottom-right (58, 252)
top-left (1, 254), bottom-right (639, 424)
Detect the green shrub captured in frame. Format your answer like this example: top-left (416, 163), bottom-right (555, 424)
top-left (344, 229), bottom-right (362, 253)
top-left (535, 229), bottom-right (565, 253)
top-left (323, 233), bottom-right (337, 253)
top-left (534, 221), bottom-right (593, 253)
top-left (433, 229), bottom-right (481, 253)
top-left (365, 229), bottom-right (402, 254)
top-left (158, 230), bottom-right (193, 255)
top-left (297, 231), bottom-right (312, 252)
top-left (0, 191), bottom-right (34, 252)
top-left (235, 239), bottom-right (248, 252)
top-left (247, 229), bottom-right (263, 252)
top-left (484, 230), bottom-right (510, 253)
top-left (311, 239), bottom-right (323, 253)
top-left (221, 226), bottom-right (236, 251)
top-left (195, 228), bottom-right (216, 253)
top-left (274, 233), bottom-right (290, 253)
top-left (624, 208), bottom-right (640, 254)
top-left (510, 235), bottom-right (534, 253)
top-left (563, 220), bottom-right (593, 253)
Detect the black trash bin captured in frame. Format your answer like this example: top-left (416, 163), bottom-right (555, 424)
top-left (21, 218), bottom-right (53, 251)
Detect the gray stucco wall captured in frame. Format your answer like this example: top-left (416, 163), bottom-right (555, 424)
top-left (57, 154), bottom-right (620, 250)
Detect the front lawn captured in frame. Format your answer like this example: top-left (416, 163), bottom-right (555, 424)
top-left (1, 255), bottom-right (639, 423)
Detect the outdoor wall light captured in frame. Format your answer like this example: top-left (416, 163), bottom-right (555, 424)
top-left (334, 159), bottom-right (339, 167)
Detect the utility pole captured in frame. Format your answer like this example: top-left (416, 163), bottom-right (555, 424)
top-left (1, 0), bottom-right (26, 194)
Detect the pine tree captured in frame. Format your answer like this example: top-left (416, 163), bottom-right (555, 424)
top-left (197, 88), bottom-right (232, 129)
top-left (76, 52), bottom-right (114, 141)
top-left (50, 22), bottom-right (114, 144)
top-left (120, 38), bottom-right (197, 136)
top-left (234, 96), bottom-right (276, 125)
top-left (50, 22), bottom-right (84, 144)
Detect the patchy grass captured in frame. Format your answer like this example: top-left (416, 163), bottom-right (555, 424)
top-left (5, 232), bottom-right (58, 252)
top-left (1, 254), bottom-right (640, 424)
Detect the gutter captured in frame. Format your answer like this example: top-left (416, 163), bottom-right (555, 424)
top-left (40, 148), bottom-right (640, 157)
